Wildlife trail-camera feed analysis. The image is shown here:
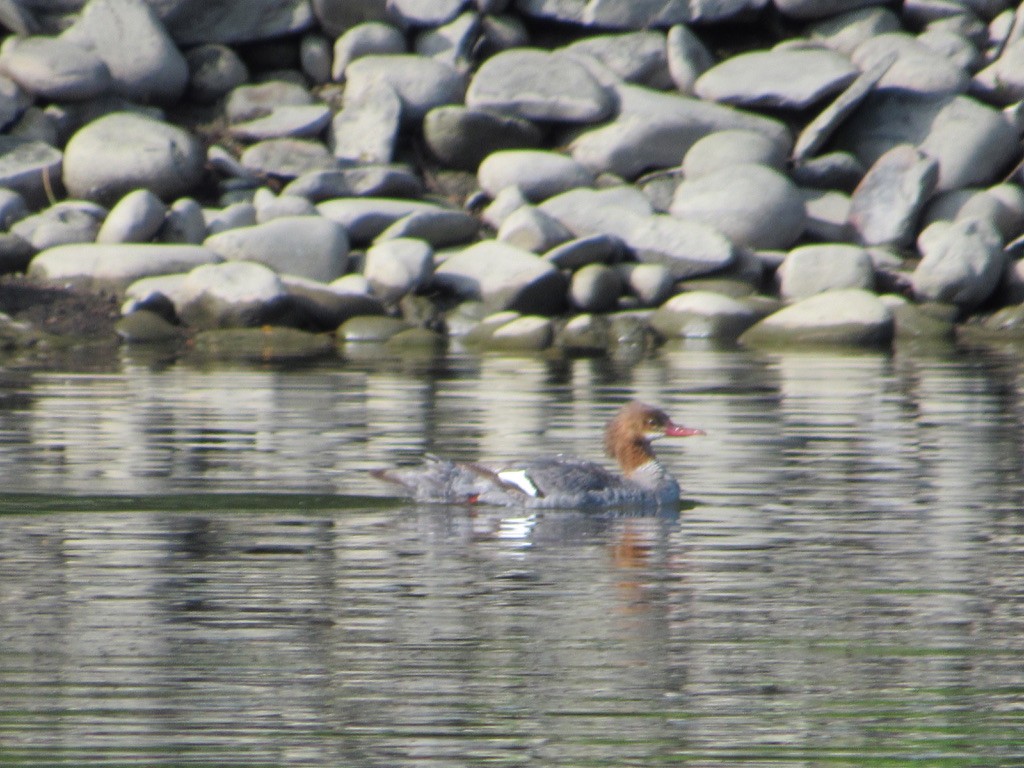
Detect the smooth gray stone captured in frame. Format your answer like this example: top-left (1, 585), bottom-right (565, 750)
top-left (775, 0), bottom-right (887, 20)
top-left (63, 113), bottom-right (204, 204)
top-left (466, 48), bottom-right (615, 123)
top-left (850, 32), bottom-right (969, 96)
top-left (388, 0), bottom-right (466, 26)
top-left (300, 32), bottom-right (332, 85)
top-left (650, 291), bottom-right (757, 340)
top-left (203, 215), bottom-right (349, 282)
top-left (363, 237), bottom-right (434, 302)
top-left (975, 37), bottom-right (1024, 105)
top-left (432, 240), bottom-right (567, 314)
top-left (542, 187), bottom-right (735, 279)
top-left (345, 54), bottom-right (466, 123)
top-left (791, 151), bottom-right (865, 191)
top-left (922, 184), bottom-right (1024, 241)
top-left (666, 24), bottom-right (715, 93)
top-left (0, 137), bottom-right (62, 207)
top-left (544, 234), bottom-right (626, 270)
top-left (312, 0), bottom-right (390, 37)
top-left (481, 185), bottom-right (529, 229)
top-left (97, 189), bottom-right (167, 243)
top-left (801, 188), bottom-right (853, 242)
top-left (328, 80), bottom-right (401, 163)
top-left (0, 0), bottom-right (36, 36)
top-left (619, 262), bottom-right (674, 306)
top-left (423, 105), bottom-right (542, 171)
top-left (555, 313), bottom-right (612, 352)
top-left (834, 92), bottom-right (1016, 192)
top-left (0, 36), bottom-right (111, 101)
top-left (478, 149), bottom-right (595, 202)
top-left (331, 22), bottom-right (406, 81)
top-left (228, 104), bottom-right (332, 140)
top-left (682, 129), bottom-right (788, 178)
top-left (15, 202), bottom-right (104, 250)
top-left (415, 11), bottom-right (479, 69)
top-left (569, 263), bottom-right (622, 312)
top-left (240, 138), bottom-right (338, 179)
top-left (739, 288), bottom-right (893, 347)
top-left (849, 145), bottom-right (938, 248)
top-left (317, 198), bottom-right (451, 242)
top-left (374, 209), bottom-right (479, 247)
top-left (806, 7), bottom-right (902, 55)
top-left (28, 243), bottom-right (220, 289)
top-left (777, 244), bottom-right (875, 300)
top-left (163, 0), bottom-right (314, 46)
top-left (516, 0), bottom-right (758, 26)
top-left (0, 232), bottom-right (34, 274)
top-left (569, 84), bottom-right (791, 179)
top-left (497, 205), bottom-right (573, 253)
top-left (912, 218), bottom-right (1005, 308)
top-left (61, 0), bottom-right (188, 104)
top-left (282, 166), bottom-right (423, 201)
top-left (185, 44), bottom-right (249, 104)
top-left (225, 80), bottom-right (312, 123)
top-left (160, 197), bottom-right (207, 244)
top-left (670, 163), bottom-right (806, 250)
top-left (254, 192), bottom-right (317, 222)
top-left (486, 315), bottom-right (554, 352)
top-left (563, 31), bottom-right (671, 88)
top-left (175, 261), bottom-right (286, 330)
top-left (283, 274), bottom-right (386, 331)
top-left (0, 187), bottom-right (27, 229)
top-left (204, 201), bottom-right (258, 235)
top-left (7, 105), bottom-right (59, 144)
top-left (695, 48), bottom-right (859, 109)
top-left (0, 75), bottom-right (29, 131)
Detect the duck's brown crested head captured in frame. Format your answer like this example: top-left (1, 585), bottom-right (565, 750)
top-left (603, 402), bottom-right (703, 476)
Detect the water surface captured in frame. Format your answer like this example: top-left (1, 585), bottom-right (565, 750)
top-left (1, 342), bottom-right (1023, 766)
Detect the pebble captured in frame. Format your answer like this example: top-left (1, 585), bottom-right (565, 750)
top-left (228, 104), bottom-right (332, 141)
top-left (175, 261), bottom-right (286, 330)
top-left (363, 238), bottom-right (434, 303)
top-left (478, 149), bottom-right (596, 202)
top-left (682, 129), bottom-right (788, 178)
top-left (497, 205), bottom-right (573, 253)
top-left (0, 137), bottom-right (62, 207)
top-left (329, 81), bottom-right (401, 163)
top-left (422, 105), bottom-right (543, 171)
top-left (569, 264), bottom-right (622, 312)
top-left (331, 22), bottom-right (407, 81)
top-left (649, 291), bottom-right (759, 340)
top-left (344, 54), bottom-right (466, 123)
top-left (97, 189), bottom-right (168, 244)
top-left (317, 198), bottom-right (457, 242)
top-left (848, 145), bottom-right (939, 248)
top-left (777, 244), bottom-right (876, 300)
top-left (487, 315), bottom-right (554, 352)
top-left (374, 209), bottom-right (480, 248)
top-left (185, 44), bottom-right (249, 104)
top-left (912, 218), bottom-right (1006, 309)
top-left (160, 198), bottom-right (207, 244)
top-left (0, 36), bottom-right (111, 101)
top-left (240, 138), bottom-right (338, 178)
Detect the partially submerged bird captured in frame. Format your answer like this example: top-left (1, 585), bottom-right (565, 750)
top-left (372, 402), bottom-right (703, 509)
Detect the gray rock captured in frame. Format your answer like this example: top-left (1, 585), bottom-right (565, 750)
top-left (300, 32), bottom-right (332, 85)
top-left (791, 151), bottom-right (865, 192)
top-left (805, 7), bottom-right (901, 54)
top-left (388, 0), bottom-right (466, 26)
top-left (337, 315), bottom-right (412, 343)
top-left (801, 188), bottom-right (853, 242)
top-left (203, 215), bottom-right (349, 282)
top-left (317, 197), bottom-right (453, 242)
top-left (432, 240), bottom-right (567, 314)
top-left (63, 112), bottom-right (204, 204)
top-left (912, 218), bottom-right (1005, 309)
top-left (0, 187), bottom-right (27, 229)
top-left (423, 105), bottom-right (542, 171)
top-left (0, 74), bottom-right (29, 130)
top-left (374, 209), bottom-right (480, 247)
top-left (240, 138), bottom-right (338, 179)
top-left (777, 244), bottom-right (875, 300)
top-left (331, 22), bottom-right (406, 81)
top-left (850, 32), bottom-right (969, 96)
top-left (478, 149), bottom-right (595, 202)
top-left (415, 11), bottom-right (479, 70)
top-left (650, 290), bottom-right (757, 339)
top-left (62, 0), bottom-right (189, 104)
top-left (975, 37), bottom-right (1024, 105)
top-left (563, 31), bottom-right (671, 88)
top-left (28, 243), bottom-right (220, 290)
top-left (497, 205), bottom-right (573, 253)
top-left (163, 0), bottom-right (314, 46)
top-left (694, 48), bottom-right (858, 109)
top-left (345, 54), bottom-right (465, 124)
top-left (363, 237), bottom-right (434, 302)
top-left (229, 104), bottom-right (332, 141)
top-left (185, 44), bottom-right (249, 104)
top-left (254, 192), bottom-right (317, 222)
top-left (225, 80), bottom-right (312, 123)
top-left (312, 0), bottom-right (390, 38)
top-left (282, 166), bottom-right (423, 200)
top-left (835, 92), bottom-right (1017, 192)
top-left (328, 80), bottom-right (401, 164)
top-left (0, 232), bottom-right (33, 274)
top-left (160, 197), bottom-right (207, 244)
top-left (0, 137), bottom-right (63, 207)
top-left (739, 288), bottom-right (893, 347)
top-left (466, 48), bottom-right (615, 123)
top-left (13, 202), bottom-right (104, 250)
top-left (569, 84), bottom-right (791, 179)
top-left (922, 184), bottom-right (1024, 241)
top-left (282, 274), bottom-right (386, 331)
top-left (544, 233), bottom-right (626, 269)
top-left (555, 313), bottom-right (612, 353)
top-left (670, 163), bottom-right (806, 250)
top-left (516, 0), bottom-right (754, 26)
top-left (666, 24), bottom-right (715, 94)
top-left (97, 189), bottom-right (167, 243)
top-left (848, 145), bottom-right (938, 248)
top-left (0, 36), bottom-right (111, 101)
top-left (487, 314), bottom-right (553, 352)
top-left (682, 129), bottom-right (788, 178)
top-left (481, 185), bottom-right (529, 229)
top-left (543, 186), bottom-right (735, 278)
top-left (620, 262), bottom-right (675, 306)
top-left (776, 0), bottom-right (890, 20)
top-left (204, 201), bottom-right (257, 235)
top-left (0, 0), bottom-right (36, 36)
top-left (176, 261), bottom-right (287, 330)
top-left (569, 263), bottom-right (622, 312)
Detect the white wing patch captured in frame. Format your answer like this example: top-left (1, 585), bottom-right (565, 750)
top-left (497, 469), bottom-right (542, 497)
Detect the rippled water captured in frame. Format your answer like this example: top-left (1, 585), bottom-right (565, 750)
top-left (2, 341), bottom-right (1023, 766)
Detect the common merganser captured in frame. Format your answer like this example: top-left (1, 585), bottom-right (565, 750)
top-left (372, 402), bottom-right (703, 509)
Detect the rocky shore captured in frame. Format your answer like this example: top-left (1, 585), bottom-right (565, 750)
top-left (2, 0), bottom-right (1024, 363)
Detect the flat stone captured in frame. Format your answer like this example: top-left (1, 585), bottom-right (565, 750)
top-left (253, 191), bottom-right (316, 223)
top-left (432, 240), bottom-right (567, 314)
top-left (555, 313), bottom-right (612, 353)
top-left (415, 11), bottom-right (479, 70)
top-left (670, 163), bottom-right (806, 250)
top-left (777, 244), bottom-right (875, 300)
top-left (975, 37), bottom-right (1024, 105)
top-left (205, 202), bottom-right (257, 235)
top-left (0, 36), bottom-right (111, 101)
top-left (0, 137), bottom-right (63, 207)
top-left (13, 202), bottom-right (104, 250)
top-left (61, 0), bottom-right (189, 104)
top-left (694, 48), bottom-right (858, 109)
top-left (562, 30), bottom-right (671, 88)
top-left (62, 112), bottom-right (204, 204)
top-left (806, 7), bottom-right (902, 55)
top-left (28, 243), bottom-right (220, 290)
top-left (544, 234), bottom-right (626, 270)
top-left (328, 80), bottom-right (401, 163)
top-left (850, 32), bottom-right (969, 96)
top-left (228, 104), bottom-right (332, 140)
top-left (498, 205), bottom-right (573, 253)
top-left (97, 189), bottom-right (167, 243)
top-left (776, 0), bottom-right (892, 20)
top-left (225, 80), bottom-right (312, 123)
top-left (164, 0), bottom-right (314, 46)
top-left (650, 290), bottom-right (758, 340)
top-left (569, 263), bottom-right (622, 312)
top-left (515, 0), bottom-right (755, 26)
top-left (185, 44), bottom-right (249, 104)
top-left (912, 218), bottom-right (1005, 309)
top-left (345, 54), bottom-right (465, 123)
top-left (363, 237), bottom-right (434, 303)
top-left (240, 138), bottom-right (338, 179)
top-left (922, 184), bottom-right (1024, 241)
top-left (422, 105), bottom-right (543, 171)
top-left (739, 288), bottom-right (894, 347)
top-left (682, 129), bottom-right (788, 178)
top-left (478, 149), bottom-right (595, 202)
top-left (317, 197), bottom-right (457, 242)
top-left (466, 48), bottom-right (615, 124)
top-left (282, 166), bottom-right (423, 201)
top-left (374, 209), bottom-right (479, 248)
top-left (203, 215), bottom-right (349, 282)
top-left (331, 22), bottom-right (406, 81)
top-left (848, 145), bottom-right (938, 248)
